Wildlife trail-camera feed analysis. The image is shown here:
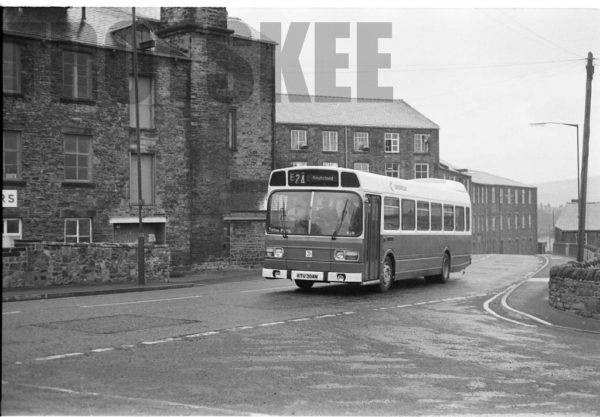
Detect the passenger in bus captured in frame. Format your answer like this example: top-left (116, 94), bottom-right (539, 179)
top-left (287, 194), bottom-right (309, 234)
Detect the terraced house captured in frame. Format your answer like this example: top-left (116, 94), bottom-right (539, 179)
top-left (2, 7), bottom-right (275, 266)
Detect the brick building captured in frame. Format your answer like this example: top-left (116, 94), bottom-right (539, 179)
top-left (274, 94), bottom-right (440, 179)
top-left (2, 7), bottom-right (275, 266)
top-left (467, 170), bottom-right (538, 254)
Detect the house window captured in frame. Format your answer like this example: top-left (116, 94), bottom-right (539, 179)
top-left (63, 51), bottom-right (92, 99)
top-left (227, 109), bottom-right (237, 150)
top-left (2, 218), bottom-right (22, 248)
top-left (353, 162), bottom-right (369, 172)
top-left (3, 130), bottom-right (21, 180)
top-left (415, 163), bottom-right (429, 178)
top-left (354, 132), bottom-right (369, 151)
top-left (414, 134), bottom-right (430, 153)
top-left (291, 161), bottom-right (307, 167)
top-left (3, 42), bottom-right (21, 94)
top-left (323, 162), bottom-right (338, 167)
top-left (290, 130), bottom-right (307, 150)
top-left (322, 131), bottom-right (338, 152)
top-left (514, 189), bottom-right (519, 204)
top-left (385, 163), bottom-right (400, 178)
top-left (129, 76), bottom-right (154, 129)
top-left (64, 218), bottom-right (91, 243)
top-left (385, 133), bottom-right (399, 153)
top-left (130, 153), bottom-right (155, 205)
top-left (64, 135), bottom-right (92, 182)
top-left (492, 187), bottom-right (496, 204)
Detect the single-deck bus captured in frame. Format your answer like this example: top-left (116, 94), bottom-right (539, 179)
top-left (263, 167), bottom-right (472, 292)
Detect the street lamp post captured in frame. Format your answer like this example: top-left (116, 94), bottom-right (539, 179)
top-left (530, 121), bottom-right (580, 259)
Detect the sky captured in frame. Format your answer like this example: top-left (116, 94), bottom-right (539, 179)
top-left (227, 4), bottom-right (600, 186)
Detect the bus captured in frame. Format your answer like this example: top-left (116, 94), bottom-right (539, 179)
top-left (263, 167), bottom-right (472, 292)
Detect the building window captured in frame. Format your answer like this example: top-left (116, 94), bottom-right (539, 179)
top-left (64, 135), bottom-right (92, 182)
top-left (528, 214), bottom-right (532, 228)
top-left (3, 130), bottom-right (21, 180)
top-left (515, 214), bottom-right (519, 228)
top-left (3, 42), bottom-right (21, 94)
top-left (2, 218), bottom-right (22, 248)
top-left (385, 133), bottom-right (399, 153)
top-left (507, 216), bottom-right (511, 230)
top-left (529, 190), bottom-right (532, 204)
top-left (500, 187), bottom-right (504, 204)
top-left (506, 188), bottom-right (512, 204)
top-left (130, 153), bottom-right (155, 205)
top-left (492, 216), bottom-right (496, 231)
top-left (323, 162), bottom-right (338, 167)
top-left (414, 134), bottom-right (429, 153)
top-left (353, 162), bottom-right (369, 172)
top-left (64, 218), bottom-right (91, 243)
top-left (492, 187), bottom-right (496, 204)
top-left (227, 109), bottom-right (237, 150)
top-left (290, 130), bottom-right (307, 150)
top-left (500, 215), bottom-right (503, 231)
top-left (415, 163), bottom-right (429, 178)
top-left (385, 163), bottom-right (400, 178)
top-left (291, 161), bottom-right (307, 167)
top-left (63, 51), bottom-right (92, 99)
top-left (354, 132), bottom-right (369, 151)
top-left (129, 76), bottom-right (154, 129)
top-left (514, 189), bottom-right (519, 204)
top-left (322, 131), bottom-right (338, 152)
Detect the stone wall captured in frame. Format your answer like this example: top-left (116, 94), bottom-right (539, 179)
top-left (2, 242), bottom-right (170, 289)
top-left (548, 258), bottom-right (600, 319)
top-left (229, 219), bottom-right (266, 267)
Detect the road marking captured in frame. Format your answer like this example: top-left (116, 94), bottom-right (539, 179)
top-left (90, 348), bottom-right (115, 353)
top-left (5, 381), bottom-right (268, 416)
top-left (2, 311), bottom-right (21, 315)
top-left (35, 352), bottom-right (84, 361)
top-left (258, 321), bottom-right (285, 327)
top-left (79, 295), bottom-right (204, 308)
top-left (529, 277), bottom-right (549, 282)
top-left (240, 286), bottom-right (287, 293)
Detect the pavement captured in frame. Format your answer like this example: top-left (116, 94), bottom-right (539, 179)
top-left (3, 265), bottom-right (599, 334)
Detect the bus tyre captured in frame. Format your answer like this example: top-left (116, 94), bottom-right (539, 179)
top-left (294, 280), bottom-right (314, 290)
top-left (378, 257), bottom-right (394, 292)
top-left (430, 252), bottom-right (451, 284)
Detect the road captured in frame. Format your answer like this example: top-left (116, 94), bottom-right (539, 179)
top-left (2, 254), bottom-right (599, 415)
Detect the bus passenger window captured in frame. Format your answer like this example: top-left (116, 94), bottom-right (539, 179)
top-left (443, 205), bottom-right (454, 231)
top-left (466, 207), bottom-right (471, 231)
top-left (431, 203), bottom-right (442, 231)
top-left (402, 199), bottom-right (416, 230)
top-left (455, 206), bottom-right (465, 231)
top-left (417, 201), bottom-right (430, 231)
top-left (384, 197), bottom-right (400, 230)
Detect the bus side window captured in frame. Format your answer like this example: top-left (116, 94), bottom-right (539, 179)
top-left (455, 206), bottom-right (465, 231)
top-left (417, 201), bottom-right (430, 231)
top-left (401, 199), bottom-right (416, 231)
top-left (466, 207), bottom-right (471, 231)
top-left (431, 203), bottom-right (442, 231)
top-left (384, 197), bottom-right (400, 230)
top-left (443, 204), bottom-right (454, 231)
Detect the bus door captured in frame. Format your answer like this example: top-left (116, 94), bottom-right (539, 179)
top-left (364, 194), bottom-right (381, 280)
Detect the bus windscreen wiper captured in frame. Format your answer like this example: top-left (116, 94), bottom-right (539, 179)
top-left (332, 199), bottom-right (349, 240)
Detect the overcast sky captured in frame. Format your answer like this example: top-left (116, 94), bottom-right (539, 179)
top-left (228, 4), bottom-right (599, 185)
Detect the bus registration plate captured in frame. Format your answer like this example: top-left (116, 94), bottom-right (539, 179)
top-left (292, 271), bottom-right (323, 281)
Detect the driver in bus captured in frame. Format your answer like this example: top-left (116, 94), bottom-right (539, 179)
top-left (287, 194), bottom-right (309, 233)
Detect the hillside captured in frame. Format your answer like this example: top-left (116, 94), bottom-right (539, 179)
top-left (535, 176), bottom-right (600, 207)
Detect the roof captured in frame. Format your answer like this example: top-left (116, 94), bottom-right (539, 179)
top-left (466, 169), bottom-right (534, 189)
top-left (276, 94), bottom-right (439, 129)
top-left (555, 202), bottom-right (600, 231)
top-left (2, 7), bottom-right (269, 55)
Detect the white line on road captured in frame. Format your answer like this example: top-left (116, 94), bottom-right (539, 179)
top-left (79, 295), bottom-right (203, 308)
top-left (239, 286), bottom-right (288, 293)
top-left (2, 310), bottom-right (21, 315)
top-left (6, 381), bottom-right (269, 416)
top-left (35, 352), bottom-right (85, 361)
top-left (529, 277), bottom-right (549, 282)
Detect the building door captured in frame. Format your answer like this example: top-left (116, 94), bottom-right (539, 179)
top-left (364, 194), bottom-right (381, 281)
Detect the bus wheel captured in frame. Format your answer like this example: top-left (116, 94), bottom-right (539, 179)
top-left (378, 257), bottom-right (394, 292)
top-left (294, 280), bottom-right (314, 290)
top-left (429, 252), bottom-right (451, 284)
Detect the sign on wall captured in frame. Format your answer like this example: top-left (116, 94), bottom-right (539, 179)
top-left (2, 190), bottom-right (18, 208)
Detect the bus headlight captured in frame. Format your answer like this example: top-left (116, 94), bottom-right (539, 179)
top-left (334, 250), bottom-right (359, 261)
top-left (266, 247), bottom-right (284, 258)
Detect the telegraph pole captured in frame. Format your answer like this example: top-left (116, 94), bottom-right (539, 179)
top-left (577, 52), bottom-right (594, 262)
top-left (132, 8), bottom-right (145, 284)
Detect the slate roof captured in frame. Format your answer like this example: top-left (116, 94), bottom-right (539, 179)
top-left (466, 169), bottom-right (534, 188)
top-left (555, 202), bottom-right (600, 231)
top-left (276, 94), bottom-right (439, 129)
top-left (2, 7), bottom-right (269, 56)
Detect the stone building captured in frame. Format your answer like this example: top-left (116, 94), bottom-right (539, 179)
top-left (274, 94), bottom-right (440, 179)
top-left (467, 170), bottom-right (538, 254)
top-left (2, 7), bottom-right (275, 266)
top-left (554, 201), bottom-right (600, 257)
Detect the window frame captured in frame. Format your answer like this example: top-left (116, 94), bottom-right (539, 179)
top-left (64, 134), bottom-right (93, 182)
top-left (384, 132), bottom-right (399, 153)
top-left (415, 163), bottom-right (429, 179)
top-left (413, 134), bottom-right (430, 153)
top-left (354, 132), bottom-right (369, 152)
top-left (64, 218), bottom-right (92, 243)
top-left (322, 131), bottom-right (338, 152)
top-left (227, 108), bottom-right (237, 151)
top-left (383, 197), bottom-right (400, 230)
top-left (353, 162), bottom-right (369, 172)
top-left (62, 50), bottom-right (92, 100)
top-left (3, 41), bottom-right (21, 94)
top-left (384, 162), bottom-right (400, 178)
top-left (290, 130), bottom-right (307, 150)
top-left (129, 76), bottom-right (155, 129)
top-left (129, 153), bottom-right (156, 206)
top-left (3, 130), bottom-right (22, 180)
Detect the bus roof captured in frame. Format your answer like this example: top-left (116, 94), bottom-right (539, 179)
top-left (269, 167), bottom-right (471, 206)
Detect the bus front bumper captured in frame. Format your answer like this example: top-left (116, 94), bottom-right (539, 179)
top-left (263, 268), bottom-right (363, 283)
